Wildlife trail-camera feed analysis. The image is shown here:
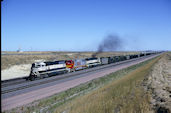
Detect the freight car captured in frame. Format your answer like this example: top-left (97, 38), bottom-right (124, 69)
top-left (111, 56), bottom-right (121, 63)
top-left (100, 55), bottom-right (128, 65)
top-left (140, 53), bottom-right (145, 57)
top-left (103, 56), bottom-right (118, 64)
top-left (100, 57), bottom-right (109, 65)
top-left (118, 55), bottom-right (127, 61)
top-left (129, 54), bottom-right (139, 59)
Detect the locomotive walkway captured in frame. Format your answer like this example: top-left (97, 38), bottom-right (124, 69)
top-left (1, 54), bottom-right (161, 111)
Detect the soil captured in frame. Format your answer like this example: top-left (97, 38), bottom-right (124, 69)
top-left (144, 53), bottom-right (171, 112)
top-left (1, 59), bottom-right (45, 81)
top-left (1, 64), bottom-right (31, 80)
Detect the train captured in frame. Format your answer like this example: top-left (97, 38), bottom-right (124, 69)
top-left (28, 52), bottom-right (159, 80)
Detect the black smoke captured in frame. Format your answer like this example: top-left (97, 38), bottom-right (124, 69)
top-left (92, 35), bottom-right (122, 57)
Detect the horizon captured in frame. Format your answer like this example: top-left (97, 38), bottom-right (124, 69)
top-left (1, 50), bottom-right (167, 53)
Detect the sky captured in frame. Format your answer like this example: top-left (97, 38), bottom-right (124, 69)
top-left (1, 0), bottom-right (171, 51)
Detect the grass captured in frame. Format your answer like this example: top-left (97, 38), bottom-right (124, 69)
top-left (4, 54), bottom-right (160, 113)
top-left (1, 54), bottom-right (69, 70)
top-left (53, 56), bottom-right (161, 113)
top-left (1, 53), bottom-right (87, 70)
top-left (1, 51), bottom-right (140, 70)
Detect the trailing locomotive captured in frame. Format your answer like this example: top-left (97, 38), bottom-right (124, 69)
top-left (28, 52), bottom-right (158, 80)
top-left (65, 59), bottom-right (87, 72)
top-left (85, 57), bottom-right (101, 67)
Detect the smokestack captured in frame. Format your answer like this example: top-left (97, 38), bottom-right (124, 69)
top-left (92, 34), bottom-right (122, 57)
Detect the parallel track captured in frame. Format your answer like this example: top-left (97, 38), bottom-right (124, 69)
top-left (1, 78), bottom-right (27, 87)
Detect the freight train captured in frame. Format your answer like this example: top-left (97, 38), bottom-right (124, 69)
top-left (28, 52), bottom-right (158, 80)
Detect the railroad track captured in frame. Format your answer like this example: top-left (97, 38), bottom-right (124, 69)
top-left (1, 56), bottom-right (143, 87)
top-left (1, 78), bottom-right (28, 87)
top-left (1, 54), bottom-right (159, 95)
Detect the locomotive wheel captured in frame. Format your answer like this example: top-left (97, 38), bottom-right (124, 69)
top-left (41, 74), bottom-right (48, 78)
top-left (25, 77), bottom-right (29, 81)
top-left (63, 70), bottom-right (67, 74)
top-left (67, 70), bottom-right (70, 73)
top-left (72, 69), bottom-right (76, 72)
top-left (40, 75), bottom-right (44, 79)
top-left (30, 76), bottom-right (35, 81)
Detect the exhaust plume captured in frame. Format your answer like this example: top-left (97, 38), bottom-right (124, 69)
top-left (92, 35), bottom-right (122, 57)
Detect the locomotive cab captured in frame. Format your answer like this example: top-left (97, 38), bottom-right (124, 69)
top-left (29, 62), bottom-right (46, 80)
top-left (33, 62), bottom-right (46, 68)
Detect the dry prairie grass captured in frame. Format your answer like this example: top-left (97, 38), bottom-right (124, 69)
top-left (54, 55), bottom-right (160, 113)
top-left (1, 53), bottom-right (88, 70)
top-left (1, 51), bottom-right (140, 70)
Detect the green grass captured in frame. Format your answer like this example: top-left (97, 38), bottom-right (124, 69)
top-left (4, 55), bottom-right (160, 113)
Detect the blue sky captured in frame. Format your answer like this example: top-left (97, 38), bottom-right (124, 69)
top-left (2, 0), bottom-right (171, 51)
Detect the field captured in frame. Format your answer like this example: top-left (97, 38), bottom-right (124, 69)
top-left (1, 51), bottom-right (140, 70)
top-left (4, 52), bottom-right (165, 113)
